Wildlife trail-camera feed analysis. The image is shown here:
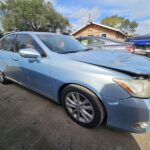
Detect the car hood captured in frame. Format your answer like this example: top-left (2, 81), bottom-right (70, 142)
top-left (67, 50), bottom-right (150, 75)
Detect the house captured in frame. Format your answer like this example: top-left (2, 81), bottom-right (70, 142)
top-left (71, 22), bottom-right (127, 41)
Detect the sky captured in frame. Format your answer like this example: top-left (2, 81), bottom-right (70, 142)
top-left (0, 0), bottom-right (150, 35)
top-left (49, 0), bottom-right (150, 35)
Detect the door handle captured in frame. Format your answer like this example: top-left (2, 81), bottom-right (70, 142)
top-left (12, 57), bottom-right (18, 61)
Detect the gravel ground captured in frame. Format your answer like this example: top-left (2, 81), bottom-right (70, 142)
top-left (0, 83), bottom-right (150, 150)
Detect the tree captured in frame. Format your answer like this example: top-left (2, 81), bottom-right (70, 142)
top-left (0, 29), bottom-right (3, 38)
top-left (101, 15), bottom-right (138, 34)
top-left (0, 0), bottom-right (70, 32)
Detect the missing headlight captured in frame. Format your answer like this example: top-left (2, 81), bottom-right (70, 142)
top-left (133, 75), bottom-right (150, 81)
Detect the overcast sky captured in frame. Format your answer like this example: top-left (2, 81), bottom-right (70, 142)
top-left (50, 0), bottom-right (150, 35)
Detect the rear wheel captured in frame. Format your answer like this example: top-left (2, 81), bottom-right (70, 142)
top-left (62, 84), bottom-right (105, 128)
top-left (0, 72), bottom-right (10, 84)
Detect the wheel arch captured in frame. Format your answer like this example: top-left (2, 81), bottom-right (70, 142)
top-left (57, 83), bottom-right (107, 122)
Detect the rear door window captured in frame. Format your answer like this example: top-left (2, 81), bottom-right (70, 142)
top-left (0, 34), bottom-right (16, 51)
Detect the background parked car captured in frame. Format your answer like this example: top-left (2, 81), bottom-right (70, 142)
top-left (126, 36), bottom-right (150, 56)
top-left (76, 36), bottom-right (135, 53)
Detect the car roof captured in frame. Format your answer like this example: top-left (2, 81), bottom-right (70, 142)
top-left (77, 36), bottom-right (116, 41)
top-left (6, 31), bottom-right (60, 36)
top-left (77, 36), bottom-right (123, 43)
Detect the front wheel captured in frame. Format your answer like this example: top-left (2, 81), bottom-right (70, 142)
top-left (62, 84), bottom-right (105, 128)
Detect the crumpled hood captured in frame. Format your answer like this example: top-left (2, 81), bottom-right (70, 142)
top-left (67, 50), bottom-right (150, 75)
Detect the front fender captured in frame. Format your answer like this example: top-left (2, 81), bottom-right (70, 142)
top-left (50, 57), bottom-right (131, 103)
top-left (0, 58), bottom-right (6, 72)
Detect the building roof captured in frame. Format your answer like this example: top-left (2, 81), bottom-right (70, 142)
top-left (71, 22), bottom-right (126, 36)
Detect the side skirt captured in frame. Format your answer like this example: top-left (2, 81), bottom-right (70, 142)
top-left (5, 76), bottom-right (60, 104)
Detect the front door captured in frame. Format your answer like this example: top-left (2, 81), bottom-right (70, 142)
top-left (14, 34), bottom-right (52, 97)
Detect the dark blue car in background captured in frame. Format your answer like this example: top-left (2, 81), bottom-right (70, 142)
top-left (127, 36), bottom-right (150, 56)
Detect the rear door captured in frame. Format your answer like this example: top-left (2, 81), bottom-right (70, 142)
top-left (0, 34), bottom-right (20, 80)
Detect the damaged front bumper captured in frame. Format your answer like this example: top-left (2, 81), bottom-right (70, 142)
top-left (102, 96), bottom-right (150, 133)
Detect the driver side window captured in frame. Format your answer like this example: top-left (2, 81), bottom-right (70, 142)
top-left (15, 34), bottom-right (46, 57)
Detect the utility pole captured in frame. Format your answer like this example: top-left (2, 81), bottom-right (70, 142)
top-left (88, 12), bottom-right (91, 23)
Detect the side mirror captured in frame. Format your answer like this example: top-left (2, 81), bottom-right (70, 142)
top-left (19, 48), bottom-right (41, 58)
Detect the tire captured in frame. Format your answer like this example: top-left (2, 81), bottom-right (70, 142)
top-left (62, 84), bottom-right (105, 128)
top-left (0, 71), bottom-right (10, 84)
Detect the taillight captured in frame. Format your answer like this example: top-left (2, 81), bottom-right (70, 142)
top-left (126, 46), bottom-right (135, 53)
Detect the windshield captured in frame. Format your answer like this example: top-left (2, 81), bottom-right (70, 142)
top-left (37, 34), bottom-right (88, 54)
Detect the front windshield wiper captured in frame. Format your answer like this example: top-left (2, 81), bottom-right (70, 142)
top-left (61, 48), bottom-right (93, 54)
top-left (82, 48), bottom-right (93, 51)
top-left (61, 51), bottom-right (80, 54)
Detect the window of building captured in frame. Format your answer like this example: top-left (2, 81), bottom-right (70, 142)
top-left (101, 33), bottom-right (107, 38)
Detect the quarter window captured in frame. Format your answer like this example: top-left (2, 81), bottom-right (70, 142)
top-left (89, 39), bottom-right (105, 46)
top-left (80, 39), bottom-right (88, 46)
top-left (0, 34), bottom-right (16, 51)
top-left (15, 34), bottom-right (46, 57)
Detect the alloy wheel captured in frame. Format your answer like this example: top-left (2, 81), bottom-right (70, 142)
top-left (65, 92), bottom-right (95, 123)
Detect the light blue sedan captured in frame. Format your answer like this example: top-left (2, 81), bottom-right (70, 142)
top-left (0, 32), bottom-right (150, 133)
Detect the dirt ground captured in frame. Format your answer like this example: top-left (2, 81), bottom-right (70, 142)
top-left (0, 83), bottom-right (150, 150)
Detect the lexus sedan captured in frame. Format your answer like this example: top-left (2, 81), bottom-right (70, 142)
top-left (77, 36), bottom-right (135, 53)
top-left (0, 32), bottom-right (150, 133)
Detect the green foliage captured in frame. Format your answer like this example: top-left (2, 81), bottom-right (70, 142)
top-left (101, 15), bottom-right (138, 33)
top-left (0, 0), bottom-right (70, 32)
top-left (0, 29), bottom-right (3, 38)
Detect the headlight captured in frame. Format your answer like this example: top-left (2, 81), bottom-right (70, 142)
top-left (114, 79), bottom-right (150, 98)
